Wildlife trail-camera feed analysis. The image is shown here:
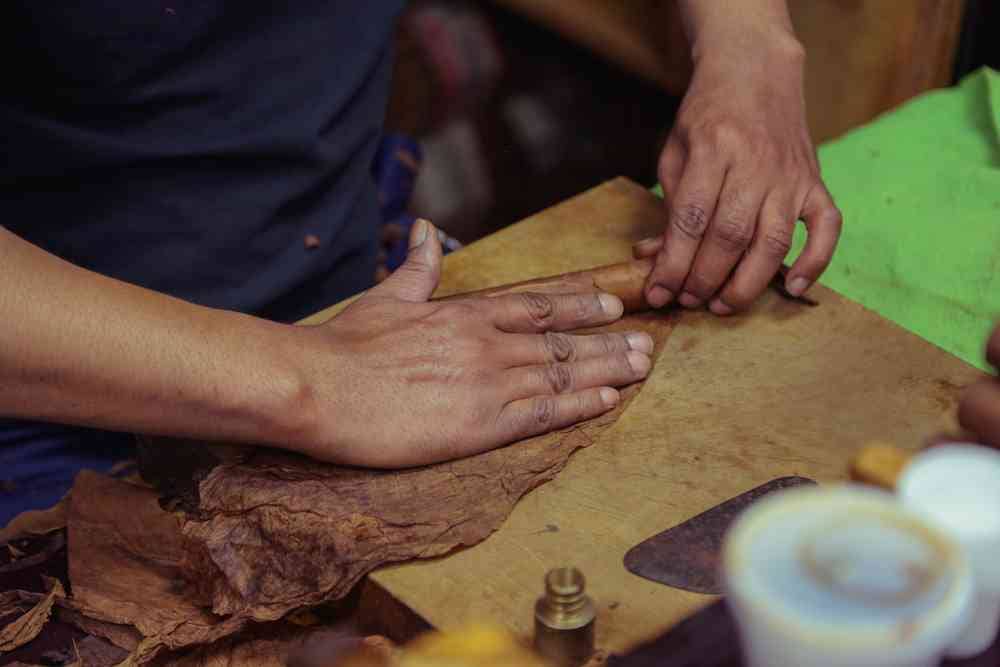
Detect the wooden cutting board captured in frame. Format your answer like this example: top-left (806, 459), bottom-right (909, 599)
top-left (311, 177), bottom-right (985, 653)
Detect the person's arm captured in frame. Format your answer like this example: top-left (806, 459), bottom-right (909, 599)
top-left (0, 220), bottom-right (652, 467)
top-left (635, 0), bottom-right (842, 314)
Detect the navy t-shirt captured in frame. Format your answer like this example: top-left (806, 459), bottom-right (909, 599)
top-left (0, 2), bottom-right (405, 523)
top-left (1, 1), bottom-right (404, 321)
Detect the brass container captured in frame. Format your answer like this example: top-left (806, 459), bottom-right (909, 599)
top-left (533, 567), bottom-right (595, 666)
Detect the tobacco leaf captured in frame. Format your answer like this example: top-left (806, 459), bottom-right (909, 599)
top-left (0, 496), bottom-right (69, 545)
top-left (56, 603), bottom-right (143, 652)
top-left (0, 576), bottom-right (65, 652)
top-left (66, 472), bottom-right (246, 665)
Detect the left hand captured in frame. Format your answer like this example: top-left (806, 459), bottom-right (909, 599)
top-left (959, 322), bottom-right (1000, 449)
top-left (636, 33), bottom-right (842, 315)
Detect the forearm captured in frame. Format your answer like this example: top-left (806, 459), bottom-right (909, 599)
top-left (0, 226), bottom-right (308, 445)
top-left (676, 0), bottom-right (803, 64)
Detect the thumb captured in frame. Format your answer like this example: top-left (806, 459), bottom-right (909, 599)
top-left (370, 218), bottom-right (442, 303)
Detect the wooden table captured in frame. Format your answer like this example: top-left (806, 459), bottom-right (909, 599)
top-left (308, 177), bottom-right (985, 654)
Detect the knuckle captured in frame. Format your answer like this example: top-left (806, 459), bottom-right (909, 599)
top-left (602, 334), bottom-right (625, 355)
top-left (713, 219), bottom-right (754, 252)
top-left (542, 362), bottom-right (573, 394)
top-left (531, 397), bottom-right (556, 428)
top-left (671, 202), bottom-right (710, 240)
top-left (544, 332), bottom-right (575, 362)
top-left (614, 350), bottom-right (635, 376)
top-left (758, 227), bottom-right (793, 258)
top-left (519, 292), bottom-right (554, 328)
top-left (709, 122), bottom-right (745, 151)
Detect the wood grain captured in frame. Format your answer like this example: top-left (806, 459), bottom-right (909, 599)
top-left (366, 177), bottom-right (985, 654)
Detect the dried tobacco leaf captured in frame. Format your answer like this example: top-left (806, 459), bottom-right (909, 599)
top-left (0, 576), bottom-right (65, 652)
top-left (66, 473), bottom-right (245, 665)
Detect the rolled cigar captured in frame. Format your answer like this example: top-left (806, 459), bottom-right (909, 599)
top-left (440, 258), bottom-right (655, 314)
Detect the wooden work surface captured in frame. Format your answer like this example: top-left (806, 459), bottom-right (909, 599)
top-left (311, 177), bottom-right (985, 653)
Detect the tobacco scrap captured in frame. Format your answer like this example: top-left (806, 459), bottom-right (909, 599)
top-left (66, 472), bottom-right (246, 665)
top-left (0, 576), bottom-right (65, 653)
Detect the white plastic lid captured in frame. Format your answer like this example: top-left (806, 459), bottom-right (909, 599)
top-left (898, 444), bottom-right (1000, 591)
top-left (722, 485), bottom-right (973, 660)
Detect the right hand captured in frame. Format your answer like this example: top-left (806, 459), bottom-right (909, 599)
top-left (959, 322), bottom-right (1000, 449)
top-left (287, 219), bottom-right (653, 468)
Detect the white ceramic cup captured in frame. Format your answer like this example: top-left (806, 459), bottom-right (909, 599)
top-left (722, 485), bottom-right (973, 667)
top-left (898, 444), bottom-right (1000, 659)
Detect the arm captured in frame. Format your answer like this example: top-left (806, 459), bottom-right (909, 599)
top-left (0, 221), bottom-right (652, 467)
top-left (0, 224), bottom-right (306, 444)
top-left (636, 0), bottom-right (842, 314)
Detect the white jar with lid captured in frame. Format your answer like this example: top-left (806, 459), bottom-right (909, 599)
top-left (722, 485), bottom-right (973, 667)
top-left (898, 444), bottom-right (1000, 659)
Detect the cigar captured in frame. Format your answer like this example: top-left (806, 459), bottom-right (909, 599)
top-left (439, 258), bottom-right (655, 314)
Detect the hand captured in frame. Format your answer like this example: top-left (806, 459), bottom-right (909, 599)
top-left (959, 323), bottom-right (1000, 448)
top-left (638, 28), bottom-right (841, 315)
top-left (289, 219), bottom-right (653, 468)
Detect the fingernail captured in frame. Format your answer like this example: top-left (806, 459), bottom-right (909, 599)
top-left (647, 285), bottom-right (672, 308)
top-left (626, 350), bottom-right (652, 377)
top-left (600, 387), bottom-right (620, 409)
top-left (709, 299), bottom-right (734, 316)
top-left (787, 277), bottom-right (811, 297)
top-left (598, 293), bottom-right (624, 318)
top-left (409, 218), bottom-right (430, 249)
top-left (678, 292), bottom-right (700, 308)
top-left (625, 332), bottom-right (654, 354)
top-left (633, 237), bottom-right (659, 250)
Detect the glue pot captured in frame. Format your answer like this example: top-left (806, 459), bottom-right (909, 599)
top-left (898, 443), bottom-right (1000, 659)
top-left (721, 485), bottom-right (973, 667)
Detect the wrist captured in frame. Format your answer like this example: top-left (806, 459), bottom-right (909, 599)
top-left (690, 26), bottom-right (804, 70)
top-left (228, 316), bottom-right (322, 451)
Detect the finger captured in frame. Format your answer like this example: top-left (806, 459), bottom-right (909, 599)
top-left (644, 149), bottom-right (725, 307)
top-left (504, 350), bottom-right (651, 399)
top-left (502, 330), bottom-right (654, 366)
top-left (632, 236), bottom-right (663, 259)
top-left (958, 380), bottom-right (1000, 449)
top-left (710, 193), bottom-right (795, 314)
top-left (657, 134), bottom-right (685, 198)
top-left (987, 323), bottom-right (1000, 369)
top-left (487, 291), bottom-right (623, 334)
top-left (494, 387), bottom-right (621, 443)
top-left (679, 174), bottom-right (766, 308)
top-left (370, 218), bottom-right (442, 303)
top-left (785, 183), bottom-right (842, 297)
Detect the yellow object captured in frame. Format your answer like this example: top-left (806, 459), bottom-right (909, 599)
top-left (849, 442), bottom-right (913, 490)
top-left (402, 625), bottom-right (547, 667)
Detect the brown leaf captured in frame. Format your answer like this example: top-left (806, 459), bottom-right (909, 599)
top-left (0, 495), bottom-right (69, 544)
top-left (66, 473), bottom-right (245, 665)
top-left (0, 576), bottom-right (65, 652)
top-left (57, 603), bottom-right (143, 652)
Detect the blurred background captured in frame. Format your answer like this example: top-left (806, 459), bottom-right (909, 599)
top-left (381, 0), bottom-right (1000, 246)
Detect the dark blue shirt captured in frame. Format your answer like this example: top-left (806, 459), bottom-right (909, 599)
top-left (1, 1), bottom-right (404, 320)
top-left (0, 2), bottom-right (405, 524)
